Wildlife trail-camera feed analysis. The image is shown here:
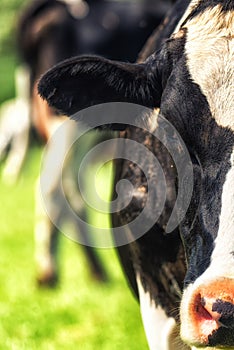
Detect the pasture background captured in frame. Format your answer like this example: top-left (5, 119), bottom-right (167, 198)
top-left (0, 0), bottom-right (148, 349)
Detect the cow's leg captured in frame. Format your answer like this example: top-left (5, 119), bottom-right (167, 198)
top-left (81, 243), bottom-right (108, 282)
top-left (0, 115), bottom-right (12, 162)
top-left (34, 179), bottom-right (60, 287)
top-left (35, 222), bottom-right (60, 287)
top-left (72, 209), bottom-right (108, 282)
top-left (34, 116), bottom-right (70, 287)
top-left (2, 99), bottom-right (30, 184)
top-left (136, 274), bottom-right (189, 350)
top-left (1, 66), bottom-right (31, 184)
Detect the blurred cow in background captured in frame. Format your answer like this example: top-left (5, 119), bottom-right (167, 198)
top-left (17, 0), bottom-right (171, 286)
top-left (0, 66), bottom-right (31, 185)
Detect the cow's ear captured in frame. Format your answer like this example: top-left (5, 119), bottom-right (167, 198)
top-left (38, 55), bottom-right (161, 116)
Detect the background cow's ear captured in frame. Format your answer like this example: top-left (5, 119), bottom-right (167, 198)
top-left (38, 55), bottom-right (161, 116)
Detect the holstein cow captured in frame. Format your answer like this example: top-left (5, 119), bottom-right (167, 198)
top-left (18, 0), bottom-right (170, 286)
top-left (38, 0), bottom-right (234, 348)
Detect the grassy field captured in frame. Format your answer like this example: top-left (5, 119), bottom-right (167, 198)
top-left (0, 147), bottom-right (148, 349)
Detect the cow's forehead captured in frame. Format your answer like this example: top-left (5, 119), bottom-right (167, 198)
top-left (174, 2), bottom-right (234, 131)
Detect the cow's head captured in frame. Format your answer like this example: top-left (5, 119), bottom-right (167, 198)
top-left (38, 1), bottom-right (234, 348)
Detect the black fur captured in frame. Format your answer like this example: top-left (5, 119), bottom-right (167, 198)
top-left (38, 55), bottom-right (162, 118)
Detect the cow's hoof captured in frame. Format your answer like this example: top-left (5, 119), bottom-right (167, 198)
top-left (92, 270), bottom-right (109, 283)
top-left (36, 272), bottom-right (59, 288)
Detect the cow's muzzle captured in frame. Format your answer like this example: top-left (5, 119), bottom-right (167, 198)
top-left (181, 278), bottom-right (234, 348)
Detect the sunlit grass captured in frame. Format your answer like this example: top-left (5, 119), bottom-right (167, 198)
top-left (0, 146), bottom-right (148, 349)
top-left (0, 55), bottom-right (17, 104)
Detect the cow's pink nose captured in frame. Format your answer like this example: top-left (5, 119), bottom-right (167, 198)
top-left (189, 279), bottom-right (234, 345)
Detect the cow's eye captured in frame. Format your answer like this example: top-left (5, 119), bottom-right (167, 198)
top-left (183, 150), bottom-right (203, 231)
top-left (185, 145), bottom-right (200, 166)
top-left (190, 152), bottom-right (200, 167)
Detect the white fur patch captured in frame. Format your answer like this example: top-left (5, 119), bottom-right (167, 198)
top-left (184, 4), bottom-right (234, 130)
top-left (136, 274), bottom-right (188, 350)
top-left (142, 108), bottom-right (160, 133)
top-left (174, 0), bottom-right (201, 33)
top-left (209, 148), bottom-right (234, 276)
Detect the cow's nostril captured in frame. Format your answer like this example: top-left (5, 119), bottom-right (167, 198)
top-left (198, 296), bottom-right (222, 323)
top-left (192, 294), bottom-right (220, 343)
top-left (195, 295), bottom-right (214, 320)
top-left (194, 294), bottom-right (220, 322)
top-left (192, 294), bottom-right (234, 343)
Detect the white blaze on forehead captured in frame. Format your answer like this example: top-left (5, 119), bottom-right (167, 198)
top-left (183, 4), bottom-right (234, 130)
top-left (208, 148), bottom-right (234, 276)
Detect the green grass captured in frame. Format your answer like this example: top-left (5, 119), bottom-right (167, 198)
top-left (0, 146), bottom-right (148, 350)
top-left (0, 0), bottom-right (28, 104)
top-left (0, 54), bottom-right (18, 104)
top-left (0, 0), bottom-right (28, 51)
